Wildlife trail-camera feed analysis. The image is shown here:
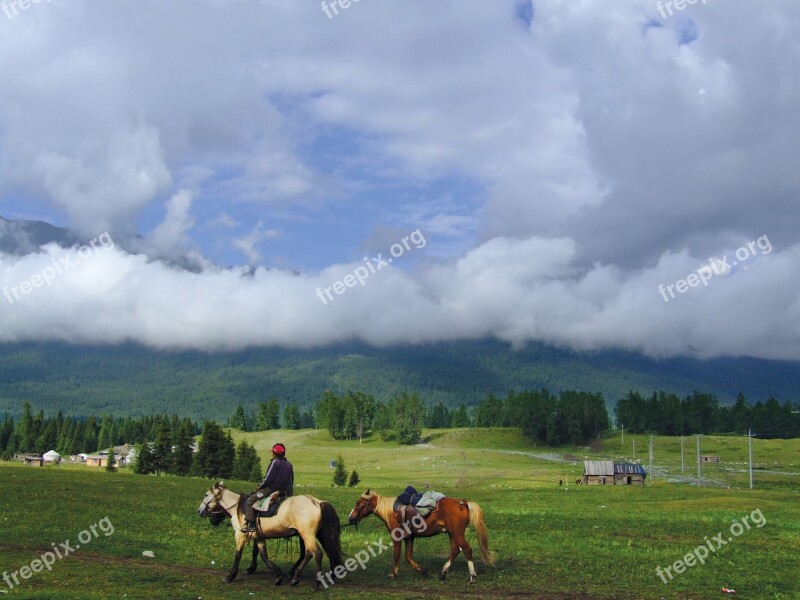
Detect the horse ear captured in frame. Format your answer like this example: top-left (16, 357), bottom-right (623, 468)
top-left (219, 480), bottom-right (225, 488)
top-left (365, 488), bottom-right (370, 495)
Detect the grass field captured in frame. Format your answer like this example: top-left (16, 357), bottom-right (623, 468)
top-left (1, 428), bottom-right (798, 599)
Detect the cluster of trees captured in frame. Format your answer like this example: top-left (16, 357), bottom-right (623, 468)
top-left (332, 454), bottom-right (360, 488)
top-left (228, 399), bottom-right (315, 432)
top-left (615, 392), bottom-right (800, 437)
top-left (0, 402), bottom-right (199, 460)
top-left (467, 390), bottom-right (611, 445)
top-left (315, 391), bottom-right (427, 445)
top-left (134, 420), bottom-right (262, 481)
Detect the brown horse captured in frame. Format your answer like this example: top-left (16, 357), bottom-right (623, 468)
top-left (348, 489), bottom-right (494, 582)
top-left (198, 481), bottom-right (343, 589)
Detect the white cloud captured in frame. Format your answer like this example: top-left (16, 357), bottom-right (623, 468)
top-left (0, 0), bottom-right (798, 359)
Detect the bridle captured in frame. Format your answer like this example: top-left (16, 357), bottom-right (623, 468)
top-left (201, 485), bottom-right (239, 515)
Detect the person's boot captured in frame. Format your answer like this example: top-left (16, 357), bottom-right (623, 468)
top-left (241, 520), bottom-right (256, 533)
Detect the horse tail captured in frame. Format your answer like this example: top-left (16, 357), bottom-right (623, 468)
top-left (467, 501), bottom-right (494, 565)
top-left (317, 502), bottom-right (344, 570)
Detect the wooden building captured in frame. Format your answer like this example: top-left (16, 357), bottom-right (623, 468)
top-left (582, 460), bottom-right (647, 485)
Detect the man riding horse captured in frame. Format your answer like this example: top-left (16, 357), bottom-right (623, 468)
top-left (242, 443), bottom-right (294, 532)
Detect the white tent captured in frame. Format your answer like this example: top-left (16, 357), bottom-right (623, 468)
top-left (43, 450), bottom-right (61, 462)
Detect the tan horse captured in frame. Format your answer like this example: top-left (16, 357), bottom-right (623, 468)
top-left (348, 489), bottom-right (494, 583)
top-left (198, 481), bottom-right (343, 589)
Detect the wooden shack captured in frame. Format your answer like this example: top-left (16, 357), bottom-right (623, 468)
top-left (582, 460), bottom-right (615, 485)
top-left (614, 462), bottom-right (647, 485)
top-left (582, 460), bottom-right (647, 485)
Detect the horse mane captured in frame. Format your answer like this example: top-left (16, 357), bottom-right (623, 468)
top-left (373, 493), bottom-right (395, 523)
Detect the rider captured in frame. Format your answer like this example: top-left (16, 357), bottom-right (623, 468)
top-left (242, 443), bottom-right (294, 533)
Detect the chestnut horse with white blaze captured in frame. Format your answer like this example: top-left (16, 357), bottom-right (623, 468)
top-left (348, 489), bottom-right (494, 582)
top-left (198, 481), bottom-right (343, 590)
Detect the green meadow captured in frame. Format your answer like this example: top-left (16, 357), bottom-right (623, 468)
top-left (0, 429), bottom-right (798, 599)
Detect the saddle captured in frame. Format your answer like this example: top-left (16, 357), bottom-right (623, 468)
top-left (393, 486), bottom-right (442, 537)
top-left (253, 491), bottom-right (286, 518)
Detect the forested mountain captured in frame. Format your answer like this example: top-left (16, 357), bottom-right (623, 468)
top-left (0, 340), bottom-right (799, 420)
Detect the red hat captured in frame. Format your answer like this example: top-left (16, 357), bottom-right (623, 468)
top-left (271, 443), bottom-right (286, 456)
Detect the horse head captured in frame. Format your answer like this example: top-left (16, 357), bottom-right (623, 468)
top-left (348, 488), bottom-right (376, 524)
top-left (198, 481), bottom-right (227, 518)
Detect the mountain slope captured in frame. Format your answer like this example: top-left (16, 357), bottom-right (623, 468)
top-left (0, 340), bottom-right (798, 420)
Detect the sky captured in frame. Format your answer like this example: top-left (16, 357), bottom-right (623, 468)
top-left (0, 0), bottom-right (799, 359)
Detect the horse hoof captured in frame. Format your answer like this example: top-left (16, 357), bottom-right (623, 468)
top-left (439, 572), bottom-right (447, 581)
top-left (245, 567), bottom-right (256, 575)
top-left (469, 575), bottom-right (477, 584)
top-left (274, 577), bottom-right (283, 586)
top-left (420, 569), bottom-right (429, 577)
top-left (386, 573), bottom-right (397, 579)
top-left (223, 576), bottom-right (234, 584)
top-left (291, 578), bottom-right (300, 587)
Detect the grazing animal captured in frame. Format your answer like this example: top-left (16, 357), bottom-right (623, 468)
top-left (198, 481), bottom-right (343, 590)
top-left (348, 489), bottom-right (494, 583)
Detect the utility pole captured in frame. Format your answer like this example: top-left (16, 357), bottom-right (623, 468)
top-left (632, 438), bottom-right (636, 460)
top-left (621, 425), bottom-right (624, 445)
top-left (696, 434), bottom-right (702, 485)
top-left (680, 435), bottom-right (685, 473)
top-left (649, 434), bottom-right (654, 482)
top-left (748, 429), bottom-right (754, 490)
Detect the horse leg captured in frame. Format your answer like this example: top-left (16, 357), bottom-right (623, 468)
top-left (455, 532), bottom-right (478, 583)
top-left (289, 537), bottom-right (306, 577)
top-left (245, 543), bottom-right (259, 575)
top-left (290, 534), bottom-right (318, 588)
top-left (386, 539), bottom-right (401, 578)
top-left (439, 533), bottom-right (461, 582)
top-left (255, 540), bottom-right (284, 586)
top-left (224, 534), bottom-right (248, 583)
top-left (403, 537), bottom-right (428, 576)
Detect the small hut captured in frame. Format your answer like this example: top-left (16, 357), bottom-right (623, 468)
top-left (582, 460), bottom-right (615, 485)
top-left (614, 462), bottom-right (646, 485)
top-left (700, 455), bottom-right (721, 464)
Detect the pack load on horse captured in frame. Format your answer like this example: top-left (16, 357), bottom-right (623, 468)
top-left (348, 488), bottom-right (494, 583)
top-left (243, 443), bottom-right (294, 532)
top-left (394, 485), bottom-right (446, 535)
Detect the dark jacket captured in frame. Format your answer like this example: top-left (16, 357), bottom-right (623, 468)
top-left (259, 456), bottom-right (294, 496)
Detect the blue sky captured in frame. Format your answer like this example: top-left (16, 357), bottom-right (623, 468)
top-left (1, 0), bottom-right (799, 359)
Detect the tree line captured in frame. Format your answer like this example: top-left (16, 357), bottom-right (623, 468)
top-left (0, 402), bottom-right (200, 460)
top-left (615, 391), bottom-right (800, 437)
top-left (134, 420), bottom-right (263, 481)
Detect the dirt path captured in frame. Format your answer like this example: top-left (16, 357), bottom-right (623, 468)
top-left (0, 543), bottom-right (630, 599)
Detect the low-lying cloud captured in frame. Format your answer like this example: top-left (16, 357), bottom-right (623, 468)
top-left (1, 236), bottom-right (797, 360)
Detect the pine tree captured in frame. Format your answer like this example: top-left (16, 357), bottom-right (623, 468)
top-left (333, 454), bottom-right (348, 486)
top-left (193, 421), bottom-right (234, 479)
top-left (348, 469), bottom-right (360, 488)
top-left (171, 419), bottom-right (195, 476)
top-left (151, 420), bottom-right (173, 476)
top-left (133, 442), bottom-right (155, 475)
top-left (229, 405), bottom-right (248, 431)
top-left (105, 446), bottom-right (117, 472)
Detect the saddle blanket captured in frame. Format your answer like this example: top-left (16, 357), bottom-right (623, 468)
top-left (253, 495), bottom-right (285, 517)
